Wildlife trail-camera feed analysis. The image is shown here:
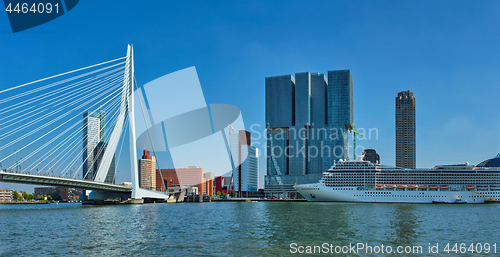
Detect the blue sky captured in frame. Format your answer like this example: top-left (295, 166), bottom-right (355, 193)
top-left (1, 1), bottom-right (499, 192)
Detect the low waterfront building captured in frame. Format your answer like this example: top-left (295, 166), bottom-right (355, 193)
top-left (215, 176), bottom-right (234, 195)
top-left (0, 189), bottom-right (13, 202)
top-left (199, 177), bottom-right (214, 196)
top-left (156, 167), bottom-right (204, 192)
top-left (34, 187), bottom-right (69, 201)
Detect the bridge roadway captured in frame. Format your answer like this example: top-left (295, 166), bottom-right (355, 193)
top-left (0, 170), bottom-right (132, 192)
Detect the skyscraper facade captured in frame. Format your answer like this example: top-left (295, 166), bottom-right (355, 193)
top-left (93, 142), bottom-right (115, 183)
top-left (230, 130), bottom-right (258, 197)
top-left (395, 90), bottom-right (416, 169)
top-left (265, 70), bottom-right (353, 197)
top-left (82, 111), bottom-right (105, 181)
top-left (138, 150), bottom-right (157, 190)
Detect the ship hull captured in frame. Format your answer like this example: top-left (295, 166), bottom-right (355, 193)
top-left (294, 183), bottom-right (489, 204)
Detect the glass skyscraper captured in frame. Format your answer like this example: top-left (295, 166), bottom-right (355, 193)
top-left (82, 111), bottom-right (105, 181)
top-left (265, 70), bottom-right (353, 198)
top-left (230, 130), bottom-right (259, 197)
top-left (93, 142), bottom-right (116, 184)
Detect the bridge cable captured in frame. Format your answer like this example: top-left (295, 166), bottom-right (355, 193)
top-left (17, 81), bottom-right (124, 174)
top-left (0, 71), bottom-right (124, 130)
top-left (72, 74), bottom-right (130, 180)
top-left (0, 57), bottom-right (126, 94)
top-left (0, 63), bottom-right (125, 112)
top-left (0, 84), bottom-right (123, 163)
top-left (60, 92), bottom-right (127, 179)
top-left (133, 76), bottom-right (167, 192)
top-left (5, 87), bottom-right (123, 174)
top-left (46, 95), bottom-right (124, 177)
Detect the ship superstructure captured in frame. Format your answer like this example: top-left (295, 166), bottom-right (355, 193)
top-left (294, 154), bottom-right (500, 203)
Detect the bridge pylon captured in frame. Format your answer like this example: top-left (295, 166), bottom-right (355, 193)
top-left (90, 45), bottom-right (168, 202)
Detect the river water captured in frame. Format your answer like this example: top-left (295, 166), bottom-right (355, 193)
top-left (1, 202), bottom-right (499, 256)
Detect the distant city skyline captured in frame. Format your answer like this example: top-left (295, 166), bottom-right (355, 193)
top-left (1, 1), bottom-right (499, 192)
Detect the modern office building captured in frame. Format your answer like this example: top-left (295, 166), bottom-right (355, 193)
top-left (395, 90), bottom-right (416, 169)
top-left (82, 111), bottom-right (105, 180)
top-left (265, 70), bottom-right (353, 198)
top-left (138, 150), bottom-right (157, 190)
top-left (362, 149), bottom-right (380, 164)
top-left (93, 142), bottom-right (115, 184)
top-left (229, 130), bottom-right (259, 197)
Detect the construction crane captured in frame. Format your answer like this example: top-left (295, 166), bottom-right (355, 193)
top-left (345, 124), bottom-right (364, 160)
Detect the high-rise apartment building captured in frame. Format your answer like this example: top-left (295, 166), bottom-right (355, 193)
top-left (230, 130), bottom-right (258, 197)
top-left (265, 70), bottom-right (353, 198)
top-left (395, 90), bottom-right (416, 169)
top-left (138, 150), bottom-right (156, 190)
top-left (83, 111), bottom-right (105, 180)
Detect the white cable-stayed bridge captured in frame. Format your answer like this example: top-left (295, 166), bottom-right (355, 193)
top-left (0, 45), bottom-right (168, 203)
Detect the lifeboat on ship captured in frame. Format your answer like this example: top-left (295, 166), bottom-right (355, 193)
top-left (376, 185), bottom-right (384, 190)
top-left (490, 185), bottom-right (500, 190)
top-left (439, 185), bottom-right (449, 190)
top-left (385, 184), bottom-right (395, 188)
top-left (465, 185), bottom-right (475, 190)
top-left (407, 185), bottom-right (417, 188)
top-left (418, 185), bottom-right (427, 190)
top-left (429, 185), bottom-right (438, 190)
top-left (477, 185), bottom-right (488, 190)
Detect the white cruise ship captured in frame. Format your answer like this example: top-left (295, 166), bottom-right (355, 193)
top-left (294, 154), bottom-right (500, 204)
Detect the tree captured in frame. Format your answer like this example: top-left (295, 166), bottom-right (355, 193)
top-left (22, 191), bottom-right (29, 200)
top-left (230, 191), bottom-right (235, 198)
top-left (216, 191), bottom-right (221, 198)
top-left (12, 191), bottom-right (20, 200)
top-left (221, 192), bottom-right (227, 198)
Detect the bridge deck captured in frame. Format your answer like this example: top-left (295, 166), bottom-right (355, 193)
top-left (0, 171), bottom-right (132, 192)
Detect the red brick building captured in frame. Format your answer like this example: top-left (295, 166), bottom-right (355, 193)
top-left (198, 178), bottom-right (214, 196)
top-left (156, 167), bottom-right (204, 192)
